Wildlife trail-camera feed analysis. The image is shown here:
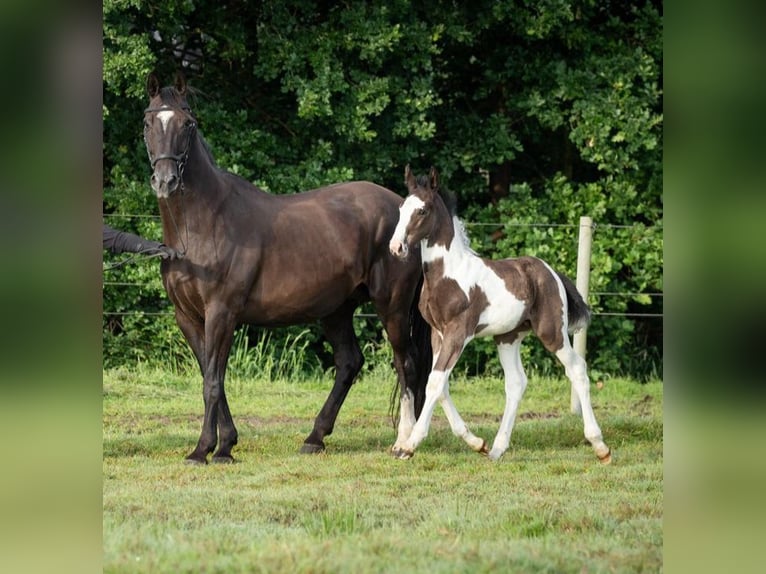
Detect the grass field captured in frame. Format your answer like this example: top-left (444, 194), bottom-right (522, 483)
top-left (103, 366), bottom-right (663, 573)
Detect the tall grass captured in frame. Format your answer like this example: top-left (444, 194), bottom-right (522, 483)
top-left (227, 327), bottom-right (322, 382)
top-left (103, 367), bottom-right (663, 573)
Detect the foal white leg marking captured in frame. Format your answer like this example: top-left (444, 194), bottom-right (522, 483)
top-left (537, 260), bottom-right (610, 462)
top-left (156, 110), bottom-right (175, 133)
top-left (539, 259), bottom-right (585, 415)
top-left (555, 344), bottom-right (611, 462)
top-left (403, 368), bottom-right (450, 452)
top-left (438, 385), bottom-right (486, 453)
top-left (489, 340), bottom-right (528, 461)
top-left (393, 388), bottom-right (417, 450)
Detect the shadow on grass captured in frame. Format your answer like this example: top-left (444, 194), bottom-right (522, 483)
top-left (103, 434), bottom-right (199, 458)
top-left (103, 412), bottom-right (662, 461)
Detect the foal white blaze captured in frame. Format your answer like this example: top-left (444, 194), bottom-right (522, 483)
top-left (389, 195), bottom-right (425, 257)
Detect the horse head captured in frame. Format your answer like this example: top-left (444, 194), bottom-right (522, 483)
top-left (389, 165), bottom-right (440, 259)
top-left (143, 72), bottom-right (197, 197)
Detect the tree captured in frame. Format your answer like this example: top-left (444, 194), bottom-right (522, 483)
top-left (103, 0), bottom-right (662, 379)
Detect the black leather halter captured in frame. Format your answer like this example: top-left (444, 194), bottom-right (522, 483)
top-left (144, 105), bottom-right (197, 188)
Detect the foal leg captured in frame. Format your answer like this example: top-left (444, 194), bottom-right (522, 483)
top-left (394, 330), bottom-right (468, 459)
top-left (555, 343), bottom-right (611, 463)
top-left (438, 384), bottom-right (488, 454)
top-left (301, 304), bottom-right (363, 453)
top-left (487, 333), bottom-right (529, 461)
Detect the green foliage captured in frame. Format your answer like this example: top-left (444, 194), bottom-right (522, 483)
top-left (103, 0), bottom-right (662, 379)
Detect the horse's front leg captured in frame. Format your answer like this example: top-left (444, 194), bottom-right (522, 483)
top-left (174, 311), bottom-right (211, 464)
top-left (186, 307), bottom-right (238, 464)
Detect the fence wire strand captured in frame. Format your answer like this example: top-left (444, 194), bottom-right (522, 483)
top-left (103, 215), bottom-right (662, 320)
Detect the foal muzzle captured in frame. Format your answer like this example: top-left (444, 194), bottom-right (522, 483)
top-left (389, 239), bottom-right (409, 259)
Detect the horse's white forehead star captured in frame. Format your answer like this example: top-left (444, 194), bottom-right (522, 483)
top-left (156, 110), bottom-right (175, 133)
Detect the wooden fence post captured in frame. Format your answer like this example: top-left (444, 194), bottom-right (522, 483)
top-left (571, 216), bottom-right (593, 415)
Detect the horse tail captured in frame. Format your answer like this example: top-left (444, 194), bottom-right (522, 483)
top-left (409, 276), bottom-right (432, 417)
top-left (556, 271), bottom-right (591, 334)
top-left (388, 275), bottom-right (432, 424)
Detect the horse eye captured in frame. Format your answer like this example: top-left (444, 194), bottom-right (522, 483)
top-left (143, 120), bottom-right (150, 130)
top-left (417, 207), bottom-right (429, 216)
top-left (185, 119), bottom-right (196, 129)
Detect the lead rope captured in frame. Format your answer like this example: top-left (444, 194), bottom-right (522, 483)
top-left (103, 250), bottom-right (170, 271)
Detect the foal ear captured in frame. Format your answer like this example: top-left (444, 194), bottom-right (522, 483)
top-left (174, 71), bottom-right (187, 96)
top-left (146, 72), bottom-right (161, 98)
top-left (429, 166), bottom-right (440, 191)
top-left (404, 164), bottom-right (417, 191)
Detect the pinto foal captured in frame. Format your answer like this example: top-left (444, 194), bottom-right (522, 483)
top-left (388, 166), bottom-right (611, 464)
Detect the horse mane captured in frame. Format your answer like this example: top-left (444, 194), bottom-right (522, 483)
top-left (195, 132), bottom-right (218, 166)
top-left (158, 84), bottom-right (203, 109)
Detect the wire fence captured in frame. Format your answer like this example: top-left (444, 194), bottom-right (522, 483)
top-left (103, 214), bottom-right (663, 320)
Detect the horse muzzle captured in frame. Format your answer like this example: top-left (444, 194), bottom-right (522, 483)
top-left (389, 238), bottom-right (409, 259)
top-left (150, 158), bottom-right (181, 198)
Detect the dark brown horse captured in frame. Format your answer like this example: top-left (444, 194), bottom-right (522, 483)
top-left (142, 73), bottom-right (430, 463)
top-left (388, 166), bottom-right (611, 464)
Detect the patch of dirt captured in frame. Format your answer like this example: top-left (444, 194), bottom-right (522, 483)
top-left (518, 411), bottom-right (561, 421)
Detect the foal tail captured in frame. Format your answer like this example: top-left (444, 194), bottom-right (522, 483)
top-left (557, 272), bottom-right (591, 334)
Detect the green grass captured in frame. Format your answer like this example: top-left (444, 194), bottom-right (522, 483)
top-left (103, 367), bottom-right (663, 573)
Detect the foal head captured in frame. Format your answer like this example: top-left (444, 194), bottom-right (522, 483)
top-left (389, 165), bottom-right (443, 259)
top-left (143, 72), bottom-right (198, 198)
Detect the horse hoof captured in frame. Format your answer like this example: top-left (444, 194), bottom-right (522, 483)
top-left (391, 447), bottom-right (414, 460)
top-left (184, 455), bottom-right (208, 465)
top-left (212, 454), bottom-right (235, 464)
top-left (597, 448), bottom-right (612, 465)
top-left (300, 443), bottom-right (325, 454)
top-left (477, 440), bottom-right (489, 456)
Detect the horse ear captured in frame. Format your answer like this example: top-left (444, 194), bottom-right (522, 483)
top-left (429, 166), bottom-right (440, 191)
top-left (146, 72), bottom-right (160, 98)
top-left (404, 164), bottom-right (417, 191)
top-left (174, 71), bottom-right (187, 96)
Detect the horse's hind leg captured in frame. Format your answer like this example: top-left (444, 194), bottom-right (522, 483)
top-left (487, 333), bottom-right (530, 461)
top-left (301, 304), bottom-right (363, 453)
top-left (384, 311), bottom-right (419, 454)
top-left (554, 343), bottom-right (611, 464)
